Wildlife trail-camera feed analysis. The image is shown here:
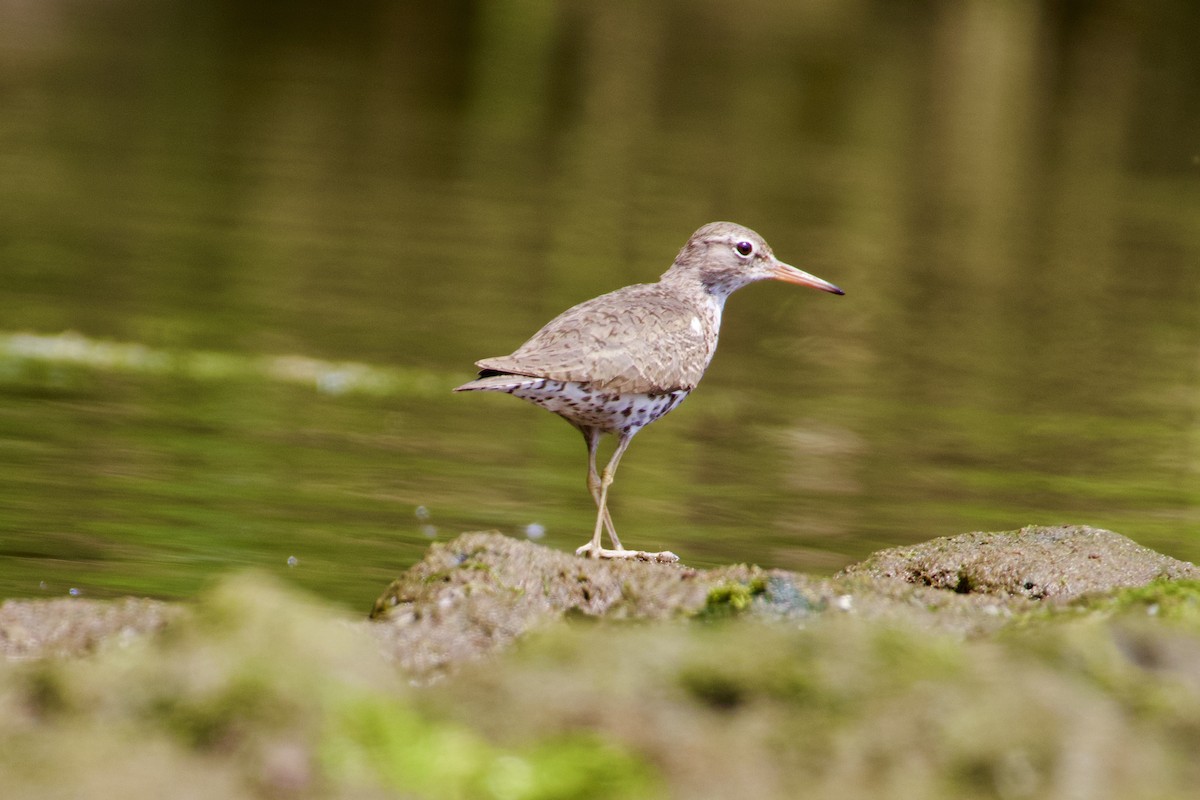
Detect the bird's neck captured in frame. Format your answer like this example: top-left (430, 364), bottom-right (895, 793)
top-left (657, 268), bottom-right (728, 334)
top-left (660, 265), bottom-right (744, 306)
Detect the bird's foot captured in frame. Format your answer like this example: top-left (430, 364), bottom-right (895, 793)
top-left (575, 543), bottom-right (679, 563)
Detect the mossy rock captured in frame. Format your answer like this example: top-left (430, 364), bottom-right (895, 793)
top-left (839, 525), bottom-right (1200, 602)
top-left (368, 532), bottom-right (827, 676)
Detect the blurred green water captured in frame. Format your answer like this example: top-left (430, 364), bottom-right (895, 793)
top-left (1, 0), bottom-right (1197, 607)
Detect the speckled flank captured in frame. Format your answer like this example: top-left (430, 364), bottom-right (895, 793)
top-left (506, 380), bottom-right (688, 434)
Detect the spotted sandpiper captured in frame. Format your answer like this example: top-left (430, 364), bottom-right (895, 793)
top-left (455, 221), bottom-right (844, 562)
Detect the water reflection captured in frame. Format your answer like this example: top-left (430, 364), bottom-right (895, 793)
top-left (0, 0), bottom-right (1197, 606)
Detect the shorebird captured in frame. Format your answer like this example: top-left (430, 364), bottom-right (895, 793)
top-left (455, 221), bottom-right (843, 562)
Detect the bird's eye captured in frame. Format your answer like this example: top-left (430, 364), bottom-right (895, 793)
top-left (734, 241), bottom-right (754, 257)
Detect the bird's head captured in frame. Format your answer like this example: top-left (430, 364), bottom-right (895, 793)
top-left (667, 221), bottom-right (844, 300)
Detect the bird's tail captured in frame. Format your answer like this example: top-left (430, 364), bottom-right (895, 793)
top-left (453, 372), bottom-right (542, 393)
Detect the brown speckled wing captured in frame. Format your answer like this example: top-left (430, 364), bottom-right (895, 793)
top-left (475, 284), bottom-right (712, 394)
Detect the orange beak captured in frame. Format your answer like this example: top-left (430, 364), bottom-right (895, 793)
top-left (770, 260), bottom-right (845, 295)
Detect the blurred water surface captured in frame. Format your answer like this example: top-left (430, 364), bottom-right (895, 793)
top-left (1, 0), bottom-right (1197, 607)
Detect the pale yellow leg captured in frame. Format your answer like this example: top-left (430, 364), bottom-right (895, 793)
top-left (575, 430), bottom-right (678, 563)
top-left (581, 427), bottom-right (622, 550)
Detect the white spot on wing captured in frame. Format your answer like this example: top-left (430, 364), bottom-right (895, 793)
top-left (690, 316), bottom-right (703, 335)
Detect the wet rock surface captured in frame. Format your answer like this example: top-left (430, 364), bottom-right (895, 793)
top-left (4, 525), bottom-right (1194, 669)
top-left (840, 524), bottom-right (1200, 601)
top-left (362, 525), bottom-right (1199, 674)
top-left (366, 530), bottom-right (827, 676)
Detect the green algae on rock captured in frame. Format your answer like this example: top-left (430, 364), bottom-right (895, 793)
top-left (426, 612), bottom-right (1200, 800)
top-left (0, 572), bottom-right (661, 800)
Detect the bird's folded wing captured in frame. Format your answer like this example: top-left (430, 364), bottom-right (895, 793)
top-left (474, 286), bottom-right (709, 395)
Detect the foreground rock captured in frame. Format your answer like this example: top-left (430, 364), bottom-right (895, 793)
top-left (3, 525), bottom-right (1194, 671)
top-left (3, 526), bottom-right (1200, 800)
top-left (366, 524), bottom-right (1199, 675)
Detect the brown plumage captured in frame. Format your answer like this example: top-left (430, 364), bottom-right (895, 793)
top-left (456, 221), bottom-right (843, 562)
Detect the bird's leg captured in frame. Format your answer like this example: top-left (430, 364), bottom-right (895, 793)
top-left (575, 431), bottom-right (678, 564)
top-left (577, 432), bottom-right (630, 557)
top-left (581, 427), bottom-right (622, 550)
